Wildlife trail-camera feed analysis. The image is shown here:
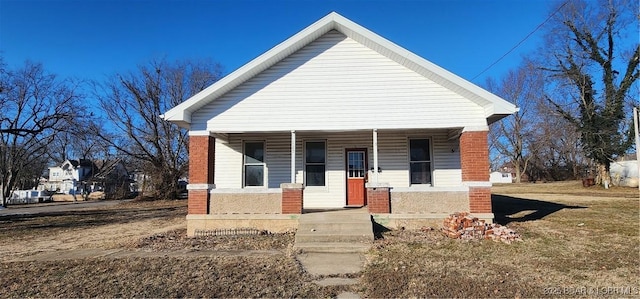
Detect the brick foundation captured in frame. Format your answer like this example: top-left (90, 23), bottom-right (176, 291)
top-left (367, 186), bottom-right (390, 213)
top-left (188, 135), bottom-right (215, 215)
top-left (281, 183), bottom-right (303, 214)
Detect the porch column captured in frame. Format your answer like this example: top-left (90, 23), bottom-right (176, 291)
top-left (187, 131), bottom-right (216, 215)
top-left (368, 129), bottom-right (390, 213)
top-left (459, 127), bottom-right (492, 214)
top-left (372, 129), bottom-right (379, 184)
top-left (290, 130), bottom-right (296, 183)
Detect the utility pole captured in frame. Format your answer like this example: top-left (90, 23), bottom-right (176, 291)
top-left (634, 107), bottom-right (639, 192)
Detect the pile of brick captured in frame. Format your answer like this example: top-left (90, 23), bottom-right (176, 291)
top-left (441, 212), bottom-right (522, 244)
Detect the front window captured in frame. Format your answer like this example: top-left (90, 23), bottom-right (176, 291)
top-left (305, 141), bottom-right (326, 186)
top-left (409, 138), bottom-right (432, 185)
top-left (244, 141), bottom-right (265, 187)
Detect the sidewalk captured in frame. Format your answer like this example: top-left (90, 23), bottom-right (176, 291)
top-left (3, 248), bottom-right (283, 263)
top-left (0, 199), bottom-right (130, 216)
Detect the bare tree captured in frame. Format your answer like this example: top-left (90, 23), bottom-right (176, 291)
top-left (540, 0), bottom-right (639, 187)
top-left (526, 108), bottom-right (587, 182)
top-left (49, 126), bottom-right (112, 163)
top-left (93, 59), bottom-right (223, 199)
top-left (488, 62), bottom-right (545, 183)
top-left (0, 60), bottom-right (82, 207)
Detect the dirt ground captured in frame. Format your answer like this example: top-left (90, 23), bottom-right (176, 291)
top-left (0, 200), bottom-right (187, 261)
top-left (1, 181), bottom-right (638, 298)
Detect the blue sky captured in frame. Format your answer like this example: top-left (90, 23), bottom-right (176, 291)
top-left (1, 0), bottom-right (561, 86)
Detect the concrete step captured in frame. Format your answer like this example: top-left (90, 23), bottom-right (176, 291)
top-left (301, 211), bottom-right (371, 223)
top-left (297, 222), bottom-right (373, 234)
top-left (294, 242), bottom-right (371, 253)
top-left (295, 232), bottom-right (373, 243)
top-left (294, 209), bottom-right (374, 253)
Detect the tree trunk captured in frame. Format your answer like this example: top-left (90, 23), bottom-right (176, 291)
top-left (596, 163), bottom-right (611, 189)
top-left (514, 160), bottom-right (522, 183)
top-left (1, 183), bottom-right (6, 208)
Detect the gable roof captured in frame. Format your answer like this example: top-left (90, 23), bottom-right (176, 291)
top-left (162, 12), bottom-right (516, 129)
top-left (62, 159), bottom-right (94, 169)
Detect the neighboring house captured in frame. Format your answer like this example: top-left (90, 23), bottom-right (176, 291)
top-left (490, 171), bottom-right (513, 184)
top-left (162, 12), bottom-right (517, 236)
top-left (499, 161), bottom-right (529, 182)
top-left (45, 159), bottom-right (95, 194)
top-left (128, 169), bottom-right (153, 194)
top-left (90, 159), bottom-right (132, 198)
top-left (43, 159), bottom-right (132, 198)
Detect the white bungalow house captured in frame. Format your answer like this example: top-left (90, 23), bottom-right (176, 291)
top-left (162, 12), bottom-right (517, 235)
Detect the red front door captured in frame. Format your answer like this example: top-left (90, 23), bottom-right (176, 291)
top-left (346, 149), bottom-right (367, 206)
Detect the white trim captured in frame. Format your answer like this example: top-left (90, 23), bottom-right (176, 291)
top-left (189, 130), bottom-right (214, 136)
top-left (187, 184), bottom-right (216, 190)
top-left (365, 182), bottom-right (390, 188)
top-left (242, 140), bottom-right (267, 187)
top-left (462, 126), bottom-right (489, 132)
top-left (281, 183), bottom-right (304, 189)
top-left (462, 181), bottom-right (492, 188)
top-left (303, 140), bottom-right (327, 187)
top-left (408, 136), bottom-right (434, 186)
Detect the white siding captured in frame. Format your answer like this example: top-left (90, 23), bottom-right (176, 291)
top-left (212, 130), bottom-right (462, 208)
top-left (215, 133), bottom-right (291, 189)
top-left (375, 130), bottom-right (461, 188)
top-left (191, 30), bottom-right (486, 132)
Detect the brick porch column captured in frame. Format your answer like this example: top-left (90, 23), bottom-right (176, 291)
top-left (459, 129), bottom-right (492, 213)
top-left (281, 183), bottom-right (304, 214)
top-left (187, 133), bottom-right (215, 215)
top-left (367, 183), bottom-right (390, 213)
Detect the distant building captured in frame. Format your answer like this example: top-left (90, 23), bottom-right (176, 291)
top-left (44, 159), bottom-right (95, 194)
top-left (490, 171), bottom-right (513, 183)
top-left (42, 159), bottom-right (132, 198)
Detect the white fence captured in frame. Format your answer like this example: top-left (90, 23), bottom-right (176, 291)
top-left (7, 190), bottom-right (52, 205)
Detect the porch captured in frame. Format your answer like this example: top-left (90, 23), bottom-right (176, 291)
top-left (185, 128), bottom-right (492, 236)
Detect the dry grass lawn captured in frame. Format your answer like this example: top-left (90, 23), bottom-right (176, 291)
top-left (1, 181), bottom-right (638, 298)
top-left (362, 181), bottom-right (638, 297)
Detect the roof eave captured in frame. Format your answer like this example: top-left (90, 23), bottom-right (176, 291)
top-left (162, 13), bottom-right (342, 127)
top-left (486, 106), bottom-right (519, 125)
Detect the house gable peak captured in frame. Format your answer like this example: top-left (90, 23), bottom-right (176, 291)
top-left (162, 12), bottom-right (516, 128)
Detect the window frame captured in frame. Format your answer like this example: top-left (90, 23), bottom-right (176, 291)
top-left (408, 137), bottom-right (433, 186)
top-left (242, 140), bottom-right (266, 188)
top-left (304, 140), bottom-right (327, 187)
